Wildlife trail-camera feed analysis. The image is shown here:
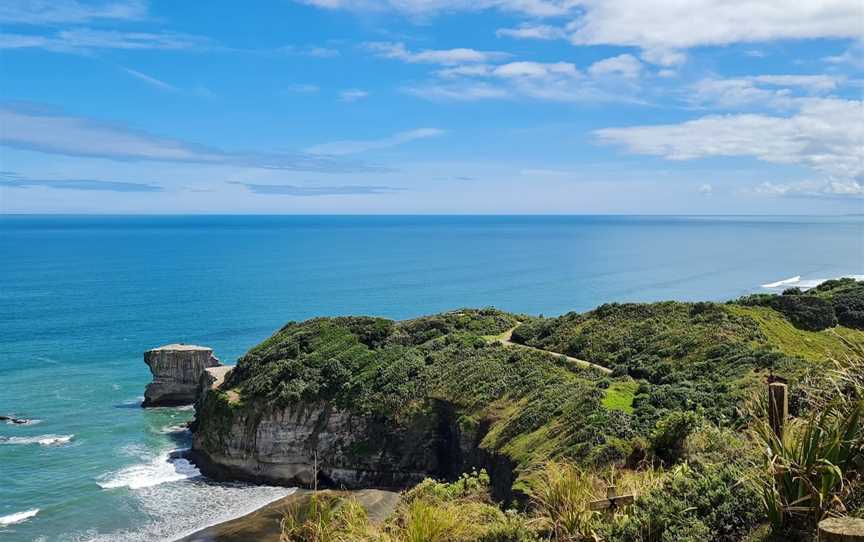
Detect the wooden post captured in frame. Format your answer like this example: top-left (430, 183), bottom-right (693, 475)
top-left (768, 382), bottom-right (788, 440)
top-left (818, 517), bottom-right (864, 541)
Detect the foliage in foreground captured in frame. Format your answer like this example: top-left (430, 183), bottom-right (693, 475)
top-left (752, 357), bottom-right (864, 537)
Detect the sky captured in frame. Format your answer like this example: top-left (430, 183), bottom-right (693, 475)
top-left (0, 0), bottom-right (862, 214)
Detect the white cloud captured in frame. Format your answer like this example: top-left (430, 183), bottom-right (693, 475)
top-left (496, 24), bottom-right (566, 40)
top-left (121, 67), bottom-right (177, 91)
top-left (297, 0), bottom-right (578, 17)
top-left (365, 41), bottom-right (508, 65)
top-left (0, 104), bottom-right (380, 172)
top-left (0, 0), bottom-right (147, 25)
top-left (339, 89), bottom-right (369, 102)
top-left (493, 61), bottom-right (579, 79)
top-left (751, 75), bottom-right (840, 93)
top-left (567, 0), bottom-right (862, 51)
top-left (698, 183), bottom-right (713, 196)
top-left (0, 28), bottom-right (214, 53)
top-left (588, 54), bottom-right (642, 78)
top-left (596, 98), bottom-right (864, 193)
top-left (305, 128), bottom-right (445, 155)
top-left (690, 75), bottom-right (842, 110)
top-left (638, 48), bottom-right (687, 67)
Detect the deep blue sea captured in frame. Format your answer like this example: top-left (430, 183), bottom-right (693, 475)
top-left (1, 215), bottom-right (862, 541)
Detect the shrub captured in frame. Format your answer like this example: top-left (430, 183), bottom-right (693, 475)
top-left (609, 464), bottom-right (763, 542)
top-left (753, 382), bottom-right (864, 533)
top-left (768, 295), bottom-right (837, 331)
top-left (525, 462), bottom-right (601, 541)
top-left (649, 411), bottom-right (700, 464)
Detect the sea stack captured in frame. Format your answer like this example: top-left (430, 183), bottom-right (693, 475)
top-left (143, 344), bottom-right (222, 407)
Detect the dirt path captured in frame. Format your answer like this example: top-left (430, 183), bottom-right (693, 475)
top-left (495, 326), bottom-right (613, 375)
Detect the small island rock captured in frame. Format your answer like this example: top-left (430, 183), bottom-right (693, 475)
top-left (143, 344), bottom-right (221, 407)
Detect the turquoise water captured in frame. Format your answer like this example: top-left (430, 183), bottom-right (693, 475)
top-left (1, 215), bottom-right (862, 541)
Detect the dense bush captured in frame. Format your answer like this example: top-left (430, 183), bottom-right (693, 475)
top-left (608, 464), bottom-right (763, 542)
top-left (737, 278), bottom-right (864, 331)
top-left (649, 411), bottom-right (699, 464)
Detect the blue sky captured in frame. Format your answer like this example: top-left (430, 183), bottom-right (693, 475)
top-left (0, 0), bottom-right (862, 214)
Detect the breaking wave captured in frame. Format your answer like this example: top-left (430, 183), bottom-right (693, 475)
top-left (97, 449), bottom-right (200, 490)
top-left (0, 434), bottom-right (73, 447)
top-left (761, 274), bottom-right (864, 290)
top-left (0, 508), bottom-right (39, 526)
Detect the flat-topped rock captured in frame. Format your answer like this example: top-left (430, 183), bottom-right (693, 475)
top-left (152, 344), bottom-right (214, 352)
top-left (143, 344), bottom-right (222, 407)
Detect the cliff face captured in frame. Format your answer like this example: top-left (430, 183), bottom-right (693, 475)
top-left (143, 344), bottom-right (221, 407)
top-left (191, 364), bottom-right (521, 497)
top-left (191, 394), bottom-right (482, 490)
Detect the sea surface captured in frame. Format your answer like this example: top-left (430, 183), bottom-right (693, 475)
top-left (1, 215), bottom-right (862, 541)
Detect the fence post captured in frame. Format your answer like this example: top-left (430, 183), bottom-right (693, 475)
top-left (768, 382), bottom-right (788, 440)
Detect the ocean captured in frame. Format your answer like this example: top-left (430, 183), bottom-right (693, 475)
top-left (1, 215), bottom-right (862, 541)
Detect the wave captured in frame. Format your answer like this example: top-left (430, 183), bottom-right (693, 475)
top-left (97, 449), bottom-right (200, 490)
top-left (77, 484), bottom-right (294, 542)
top-left (0, 434), bottom-right (73, 446)
top-left (0, 508), bottom-right (39, 526)
top-left (761, 274), bottom-right (864, 290)
top-left (158, 424), bottom-right (188, 434)
top-left (761, 275), bottom-right (801, 288)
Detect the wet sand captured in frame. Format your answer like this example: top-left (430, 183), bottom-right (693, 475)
top-left (178, 488), bottom-right (400, 542)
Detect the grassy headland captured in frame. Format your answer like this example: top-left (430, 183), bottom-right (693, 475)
top-left (199, 279), bottom-right (864, 541)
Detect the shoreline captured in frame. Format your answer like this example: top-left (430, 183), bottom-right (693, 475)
top-left (176, 488), bottom-right (400, 542)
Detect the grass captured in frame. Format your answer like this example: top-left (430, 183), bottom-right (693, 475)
top-left (602, 380), bottom-right (639, 414)
top-left (727, 305), bottom-right (864, 362)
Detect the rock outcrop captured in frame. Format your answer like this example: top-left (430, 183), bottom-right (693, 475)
top-left (190, 393), bottom-right (516, 500)
top-left (143, 344), bottom-right (222, 407)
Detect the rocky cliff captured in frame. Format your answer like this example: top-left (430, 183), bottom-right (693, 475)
top-left (143, 344), bottom-right (222, 407)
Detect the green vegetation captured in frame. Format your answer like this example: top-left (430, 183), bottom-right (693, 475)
top-left (220, 280), bottom-right (864, 541)
top-left (602, 380), bottom-right (639, 414)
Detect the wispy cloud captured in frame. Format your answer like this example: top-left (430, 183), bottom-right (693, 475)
top-left (0, 0), bottom-right (147, 25)
top-left (296, 0), bottom-right (577, 17)
top-left (0, 28), bottom-right (215, 53)
top-left (689, 74), bottom-right (843, 110)
top-left (277, 44), bottom-right (340, 57)
top-left (0, 172), bottom-right (163, 192)
top-left (751, 179), bottom-right (863, 199)
top-left (496, 24), bottom-right (566, 40)
top-left (588, 54), bottom-right (642, 79)
top-left (0, 104), bottom-right (383, 172)
top-left (305, 128), bottom-right (445, 155)
top-left (364, 42), bottom-right (508, 65)
top-left (229, 181), bottom-right (401, 196)
top-left (286, 83), bottom-right (320, 93)
top-left (121, 67), bottom-right (177, 91)
top-left (339, 89), bottom-right (369, 102)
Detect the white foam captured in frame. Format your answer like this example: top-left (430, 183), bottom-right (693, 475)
top-left (158, 425), bottom-right (188, 434)
top-left (0, 508), bottom-right (39, 526)
top-left (97, 449), bottom-right (200, 490)
top-left (0, 434), bottom-right (73, 446)
top-left (4, 418), bottom-right (41, 425)
top-left (761, 275), bottom-right (800, 288)
top-left (76, 482), bottom-right (294, 542)
top-left (761, 274), bottom-right (864, 290)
